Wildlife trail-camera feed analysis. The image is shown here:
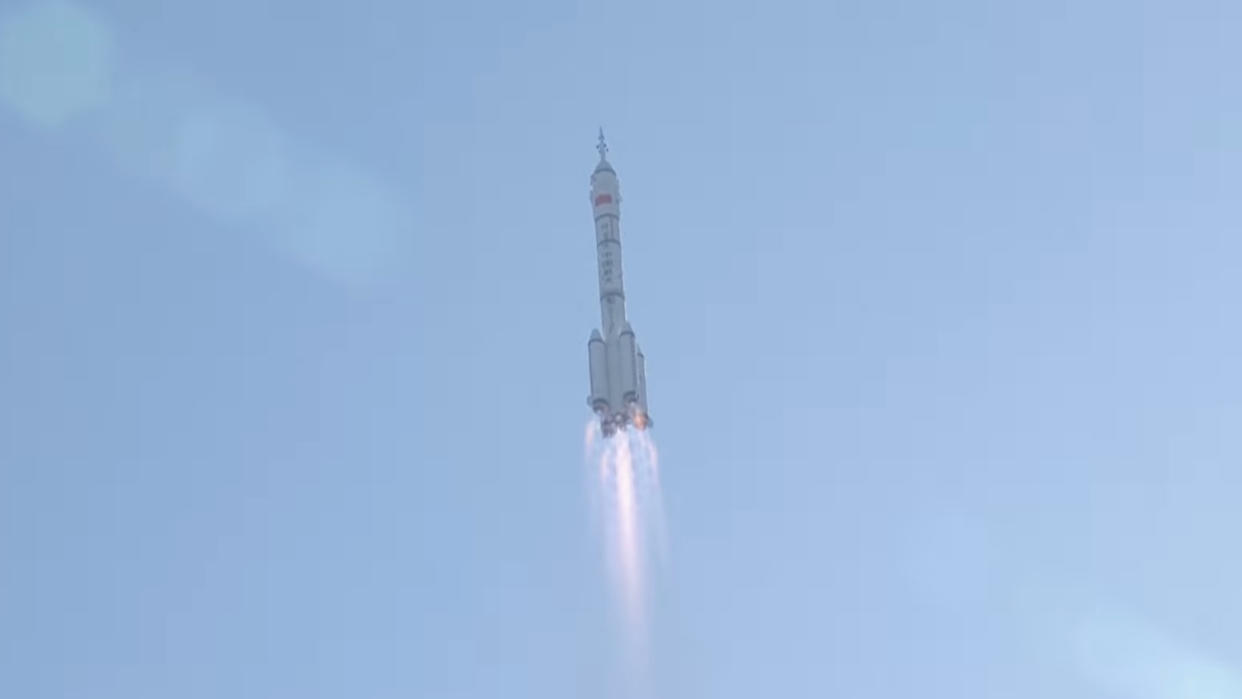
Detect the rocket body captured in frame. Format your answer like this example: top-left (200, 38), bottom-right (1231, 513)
top-left (586, 133), bottom-right (651, 435)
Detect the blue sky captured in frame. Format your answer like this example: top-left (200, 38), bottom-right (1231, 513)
top-left (3, 0), bottom-right (1241, 697)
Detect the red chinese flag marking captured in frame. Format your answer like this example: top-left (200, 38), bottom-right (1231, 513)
top-left (595, 194), bottom-right (613, 206)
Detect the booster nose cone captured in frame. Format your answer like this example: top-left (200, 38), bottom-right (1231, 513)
top-left (620, 321), bottom-right (635, 336)
top-left (589, 328), bottom-right (604, 343)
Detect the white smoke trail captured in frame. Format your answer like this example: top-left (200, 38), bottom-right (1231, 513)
top-left (586, 420), bottom-right (668, 697)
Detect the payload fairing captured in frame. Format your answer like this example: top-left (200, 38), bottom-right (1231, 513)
top-left (586, 131), bottom-right (652, 436)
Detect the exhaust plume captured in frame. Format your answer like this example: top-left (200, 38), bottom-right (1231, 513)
top-left (586, 420), bottom-right (667, 696)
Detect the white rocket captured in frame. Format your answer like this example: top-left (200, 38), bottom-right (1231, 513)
top-left (586, 130), bottom-right (652, 436)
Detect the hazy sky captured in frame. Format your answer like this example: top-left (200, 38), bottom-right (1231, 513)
top-left (3, 0), bottom-right (1242, 697)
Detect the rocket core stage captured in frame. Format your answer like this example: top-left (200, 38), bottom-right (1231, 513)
top-left (586, 130), bottom-right (652, 437)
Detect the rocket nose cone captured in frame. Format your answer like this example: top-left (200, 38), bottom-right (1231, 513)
top-left (589, 329), bottom-right (603, 342)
